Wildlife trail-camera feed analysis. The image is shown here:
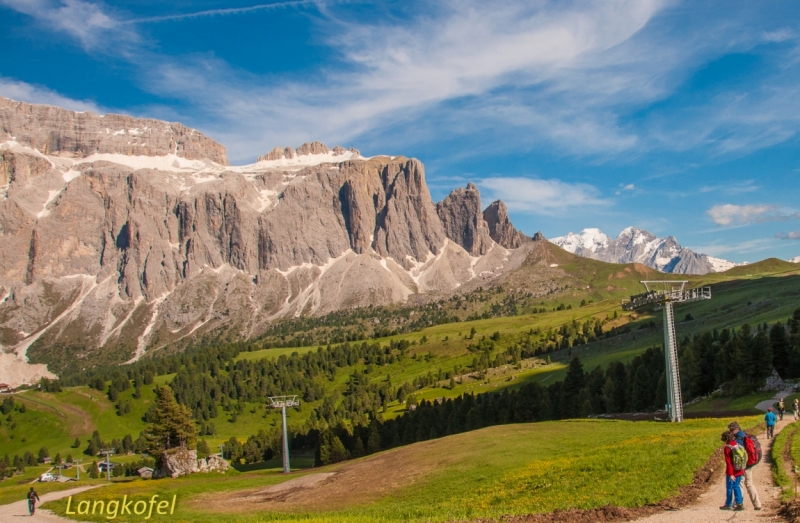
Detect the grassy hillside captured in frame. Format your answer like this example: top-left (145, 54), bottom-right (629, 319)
top-left (0, 255), bottom-right (796, 501)
top-left (43, 417), bottom-right (756, 523)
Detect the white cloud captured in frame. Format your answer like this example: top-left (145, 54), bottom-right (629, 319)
top-left (4, 0), bottom-right (800, 165)
top-left (707, 204), bottom-right (775, 226)
top-left (478, 177), bottom-right (609, 215)
top-left (777, 231), bottom-right (800, 240)
top-left (699, 180), bottom-right (759, 195)
top-left (0, 0), bottom-right (136, 51)
top-left (690, 237), bottom-right (776, 256)
top-left (0, 77), bottom-right (104, 113)
top-left (707, 204), bottom-right (800, 226)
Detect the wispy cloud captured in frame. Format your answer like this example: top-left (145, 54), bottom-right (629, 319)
top-left (699, 180), bottom-right (759, 195)
top-left (690, 237), bottom-right (776, 257)
top-left (0, 0), bottom-right (136, 51)
top-left (777, 231), bottom-right (800, 240)
top-left (0, 77), bottom-right (104, 113)
top-left (478, 177), bottom-right (609, 215)
top-left (4, 0), bottom-right (800, 166)
top-left (125, 1), bottom-right (312, 24)
top-left (707, 204), bottom-right (800, 226)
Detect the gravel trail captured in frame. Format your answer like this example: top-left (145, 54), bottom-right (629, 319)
top-left (0, 485), bottom-right (100, 522)
top-left (634, 390), bottom-right (795, 523)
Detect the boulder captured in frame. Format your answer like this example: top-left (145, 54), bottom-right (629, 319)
top-left (153, 448), bottom-right (230, 478)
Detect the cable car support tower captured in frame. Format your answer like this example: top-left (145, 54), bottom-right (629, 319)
top-left (622, 281), bottom-right (711, 422)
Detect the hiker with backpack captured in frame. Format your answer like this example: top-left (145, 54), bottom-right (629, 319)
top-left (27, 487), bottom-right (40, 515)
top-left (778, 398), bottom-right (786, 421)
top-left (728, 421), bottom-right (762, 510)
top-left (765, 408), bottom-right (777, 439)
top-left (794, 398), bottom-right (799, 421)
top-left (720, 431), bottom-right (746, 511)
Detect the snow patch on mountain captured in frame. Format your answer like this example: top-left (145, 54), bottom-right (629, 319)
top-left (790, 256), bottom-right (800, 264)
top-left (550, 227), bottom-right (738, 275)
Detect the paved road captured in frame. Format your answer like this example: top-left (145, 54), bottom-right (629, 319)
top-left (0, 486), bottom-right (100, 522)
top-left (755, 388), bottom-right (794, 413)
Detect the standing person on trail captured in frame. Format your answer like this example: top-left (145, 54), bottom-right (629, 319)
top-left (720, 431), bottom-right (746, 511)
top-left (765, 408), bottom-right (777, 439)
top-left (728, 421), bottom-right (762, 511)
top-left (778, 398), bottom-right (786, 420)
top-left (794, 398), bottom-right (799, 421)
top-left (27, 487), bottom-right (40, 515)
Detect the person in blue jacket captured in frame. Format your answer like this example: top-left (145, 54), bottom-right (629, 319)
top-left (765, 408), bottom-right (777, 439)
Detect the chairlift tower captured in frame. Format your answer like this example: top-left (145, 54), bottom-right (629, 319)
top-left (622, 281), bottom-right (711, 423)
top-left (74, 458), bottom-right (82, 481)
top-left (99, 449), bottom-right (114, 481)
top-left (268, 395), bottom-right (300, 474)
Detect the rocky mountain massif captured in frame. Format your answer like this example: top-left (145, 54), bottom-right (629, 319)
top-left (550, 227), bottom-right (737, 274)
top-left (0, 96), bottom-right (541, 384)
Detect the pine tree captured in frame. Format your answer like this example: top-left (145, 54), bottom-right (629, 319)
top-left (563, 357), bottom-right (586, 416)
top-left (366, 423), bottom-right (381, 454)
top-left (771, 322), bottom-right (791, 378)
top-left (145, 386), bottom-right (197, 455)
top-left (196, 439), bottom-right (211, 459)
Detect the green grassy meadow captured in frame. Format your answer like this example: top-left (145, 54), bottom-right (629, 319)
top-left (0, 258), bottom-right (797, 520)
top-left (44, 417), bottom-right (756, 523)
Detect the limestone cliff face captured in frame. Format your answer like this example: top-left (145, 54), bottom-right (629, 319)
top-left (436, 182), bottom-right (493, 256)
top-left (0, 98), bottom-right (529, 381)
top-left (483, 200), bottom-right (528, 249)
top-left (0, 97), bottom-right (228, 164)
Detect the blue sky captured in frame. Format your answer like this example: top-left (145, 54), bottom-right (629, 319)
top-left (2, 0), bottom-right (800, 263)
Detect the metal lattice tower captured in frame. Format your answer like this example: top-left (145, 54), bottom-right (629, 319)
top-left (268, 395), bottom-right (300, 473)
top-left (622, 281), bottom-right (711, 422)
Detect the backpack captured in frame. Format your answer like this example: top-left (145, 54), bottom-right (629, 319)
top-left (730, 442), bottom-right (748, 472)
top-left (745, 434), bottom-right (762, 467)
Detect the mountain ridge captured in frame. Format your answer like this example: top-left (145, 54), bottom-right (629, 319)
top-left (0, 96), bottom-right (537, 383)
top-left (550, 227), bottom-right (737, 275)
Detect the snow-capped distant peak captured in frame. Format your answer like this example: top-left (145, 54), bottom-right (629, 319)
top-left (790, 256), bottom-right (800, 264)
top-left (550, 225), bottom-right (738, 275)
top-left (550, 228), bottom-right (610, 253)
top-left (705, 256), bottom-right (739, 272)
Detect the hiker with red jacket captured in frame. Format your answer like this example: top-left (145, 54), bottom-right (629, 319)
top-left (728, 421), bottom-right (762, 510)
top-left (720, 431), bottom-right (745, 511)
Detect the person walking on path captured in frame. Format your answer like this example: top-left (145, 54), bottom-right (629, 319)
top-left (778, 398), bottom-right (786, 421)
top-left (728, 421), bottom-right (762, 510)
top-left (26, 487), bottom-right (40, 515)
top-left (765, 408), bottom-right (777, 439)
top-left (793, 399), bottom-right (799, 420)
top-left (720, 431), bottom-right (745, 511)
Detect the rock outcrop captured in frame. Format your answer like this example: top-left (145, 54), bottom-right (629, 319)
top-left (436, 183), bottom-right (493, 256)
top-left (483, 200), bottom-right (528, 249)
top-left (0, 97), bottom-right (228, 164)
top-left (153, 448), bottom-right (229, 478)
top-left (0, 96), bottom-right (531, 382)
top-left (256, 142), bottom-right (360, 162)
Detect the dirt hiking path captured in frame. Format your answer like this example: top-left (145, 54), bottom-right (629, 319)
top-left (0, 485), bottom-right (100, 522)
top-left (634, 402), bottom-right (793, 522)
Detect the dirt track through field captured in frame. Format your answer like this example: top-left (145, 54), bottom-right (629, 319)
top-left (631, 392), bottom-right (793, 523)
top-left (0, 486), bottom-right (101, 522)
